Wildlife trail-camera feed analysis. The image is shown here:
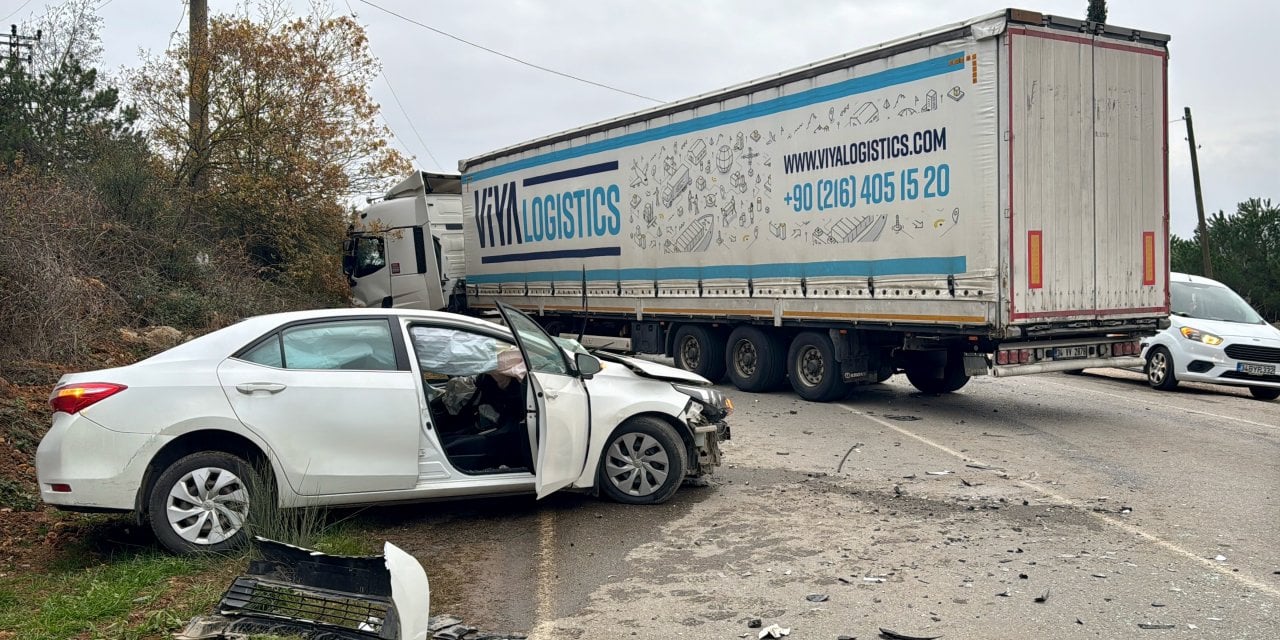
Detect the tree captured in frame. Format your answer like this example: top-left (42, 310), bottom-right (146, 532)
top-left (1087, 0), bottom-right (1107, 23)
top-left (1170, 198), bottom-right (1280, 320)
top-left (0, 55), bottom-right (137, 171)
top-left (129, 5), bottom-right (409, 298)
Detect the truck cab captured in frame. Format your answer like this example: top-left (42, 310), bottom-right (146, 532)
top-left (344, 171), bottom-right (464, 310)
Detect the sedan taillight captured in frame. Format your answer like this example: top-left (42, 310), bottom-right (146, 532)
top-left (49, 382), bottom-right (127, 414)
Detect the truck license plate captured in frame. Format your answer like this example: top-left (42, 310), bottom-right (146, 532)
top-left (1053, 346), bottom-right (1089, 360)
top-left (1237, 362), bottom-right (1276, 376)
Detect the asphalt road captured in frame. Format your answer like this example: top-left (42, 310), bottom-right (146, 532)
top-left (375, 368), bottom-right (1280, 639)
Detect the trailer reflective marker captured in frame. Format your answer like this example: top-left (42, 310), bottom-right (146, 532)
top-left (1143, 231), bottom-right (1156, 286)
top-left (1028, 230), bottom-right (1043, 290)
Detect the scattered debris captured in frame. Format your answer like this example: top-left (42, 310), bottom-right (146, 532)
top-left (806, 593), bottom-right (829, 602)
top-left (176, 537), bottom-right (435, 640)
top-left (1138, 623), bottom-right (1176, 630)
top-left (1151, 602), bottom-right (1166, 608)
top-left (878, 628), bottom-right (941, 640)
top-left (925, 471), bottom-right (952, 476)
top-left (1091, 574), bottom-right (1108, 579)
top-left (1214, 555), bottom-right (1227, 562)
top-left (1034, 589), bottom-right (1051, 603)
top-left (995, 590), bottom-right (1010, 597)
top-left (1120, 506), bottom-right (1133, 515)
top-left (965, 463), bottom-right (999, 471)
top-left (884, 415), bottom-right (922, 421)
top-left (758, 623), bottom-right (791, 638)
top-left (747, 618), bottom-right (763, 628)
top-left (776, 451), bottom-right (791, 455)
top-left (1076, 618), bottom-right (1084, 625)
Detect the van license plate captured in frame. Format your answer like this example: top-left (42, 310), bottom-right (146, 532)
top-left (1237, 362), bottom-right (1276, 376)
top-left (1054, 346), bottom-right (1089, 360)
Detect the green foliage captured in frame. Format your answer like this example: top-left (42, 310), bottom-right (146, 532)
top-left (0, 550), bottom-right (207, 640)
top-left (1171, 198), bottom-right (1280, 320)
top-left (1087, 0), bottom-right (1108, 23)
top-left (0, 476), bottom-right (39, 511)
top-left (0, 56), bottom-right (136, 171)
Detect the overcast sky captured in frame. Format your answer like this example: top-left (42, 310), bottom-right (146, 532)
top-left (5, 1), bottom-right (1276, 237)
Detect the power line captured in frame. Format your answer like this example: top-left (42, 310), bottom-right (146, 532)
top-left (381, 71), bottom-right (443, 171)
top-left (355, 0), bottom-right (662, 104)
top-left (340, 0), bottom-right (442, 172)
top-left (1, 0), bottom-right (35, 23)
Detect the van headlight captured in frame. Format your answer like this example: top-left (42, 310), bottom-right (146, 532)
top-left (1179, 326), bottom-right (1223, 346)
top-left (672, 384), bottom-right (733, 421)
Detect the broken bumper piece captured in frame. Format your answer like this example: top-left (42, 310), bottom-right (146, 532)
top-left (178, 537), bottom-right (525, 640)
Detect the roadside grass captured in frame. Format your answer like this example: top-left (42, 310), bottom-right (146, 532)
top-left (0, 513), bottom-right (380, 639)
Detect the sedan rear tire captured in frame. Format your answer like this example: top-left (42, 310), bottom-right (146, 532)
top-left (1249, 386), bottom-right (1280, 401)
top-left (147, 451), bottom-right (256, 554)
top-left (598, 417), bottom-right (687, 505)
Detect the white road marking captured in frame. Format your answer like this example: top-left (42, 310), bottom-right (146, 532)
top-left (838, 403), bottom-right (1280, 600)
top-left (1032, 377), bottom-right (1280, 432)
top-left (527, 509), bottom-right (558, 639)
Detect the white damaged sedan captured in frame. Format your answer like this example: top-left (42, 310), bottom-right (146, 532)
top-left (37, 303), bottom-right (730, 553)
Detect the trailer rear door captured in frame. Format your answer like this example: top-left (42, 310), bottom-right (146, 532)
top-left (1006, 24), bottom-right (1168, 323)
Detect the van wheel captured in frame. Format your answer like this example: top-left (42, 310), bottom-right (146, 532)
top-left (787, 332), bottom-right (846, 402)
top-left (1144, 346), bottom-right (1179, 390)
top-left (1249, 386), bottom-right (1280, 401)
top-left (905, 352), bottom-right (970, 394)
top-left (673, 325), bottom-right (726, 382)
top-left (147, 451), bottom-right (256, 554)
top-left (726, 326), bottom-right (786, 392)
top-left (598, 417), bottom-right (687, 505)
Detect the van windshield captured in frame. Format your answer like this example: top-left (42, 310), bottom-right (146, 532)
top-left (1170, 280), bottom-right (1265, 325)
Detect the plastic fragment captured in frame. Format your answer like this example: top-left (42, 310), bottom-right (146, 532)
top-left (806, 593), bottom-right (829, 602)
top-left (878, 628), bottom-right (942, 640)
top-left (758, 623), bottom-right (790, 638)
top-left (926, 471), bottom-right (952, 476)
top-left (1034, 589), bottom-right (1051, 603)
top-left (1138, 623), bottom-right (1175, 630)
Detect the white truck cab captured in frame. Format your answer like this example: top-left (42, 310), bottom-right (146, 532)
top-left (344, 171), bottom-right (465, 310)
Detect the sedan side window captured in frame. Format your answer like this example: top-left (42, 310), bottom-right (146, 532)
top-left (280, 319), bottom-right (397, 371)
top-left (241, 335), bottom-right (284, 368)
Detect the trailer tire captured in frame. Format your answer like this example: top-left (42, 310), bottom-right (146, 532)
top-left (673, 325), bottom-right (726, 383)
top-left (905, 352), bottom-right (970, 394)
top-left (787, 332), bottom-right (846, 402)
top-left (726, 326), bottom-right (786, 392)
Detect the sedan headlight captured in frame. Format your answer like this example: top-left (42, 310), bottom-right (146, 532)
top-left (1179, 326), bottom-right (1223, 346)
top-left (673, 384), bottom-right (733, 420)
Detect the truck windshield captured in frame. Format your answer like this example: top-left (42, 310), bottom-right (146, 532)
top-left (1170, 281), bottom-right (1265, 325)
top-left (344, 235), bottom-right (386, 279)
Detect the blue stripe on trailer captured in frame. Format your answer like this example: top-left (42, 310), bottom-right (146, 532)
top-left (464, 52), bottom-right (963, 183)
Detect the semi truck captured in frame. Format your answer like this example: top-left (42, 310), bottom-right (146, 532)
top-left (346, 8), bottom-right (1172, 401)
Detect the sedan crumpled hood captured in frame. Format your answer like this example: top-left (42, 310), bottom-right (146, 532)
top-left (596, 353), bottom-right (710, 386)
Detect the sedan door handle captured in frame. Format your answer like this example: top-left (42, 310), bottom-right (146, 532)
top-left (236, 382), bottom-right (287, 394)
top-left (542, 391), bottom-right (558, 400)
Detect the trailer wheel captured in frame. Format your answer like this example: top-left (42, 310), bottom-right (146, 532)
top-left (905, 352), bottom-right (970, 394)
top-left (673, 325), bottom-right (726, 382)
top-left (787, 332), bottom-right (846, 402)
top-left (726, 326), bottom-right (786, 392)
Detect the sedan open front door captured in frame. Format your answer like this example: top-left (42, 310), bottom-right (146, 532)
top-left (496, 303), bottom-right (592, 498)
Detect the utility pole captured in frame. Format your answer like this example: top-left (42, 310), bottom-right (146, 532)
top-left (188, 0), bottom-right (209, 196)
top-left (1, 24), bottom-right (42, 78)
top-left (1184, 107), bottom-right (1212, 278)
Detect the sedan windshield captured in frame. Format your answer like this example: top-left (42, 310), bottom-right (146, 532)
top-left (1170, 281), bottom-right (1265, 324)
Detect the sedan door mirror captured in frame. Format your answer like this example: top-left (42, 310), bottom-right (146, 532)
top-left (575, 352), bottom-right (602, 379)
